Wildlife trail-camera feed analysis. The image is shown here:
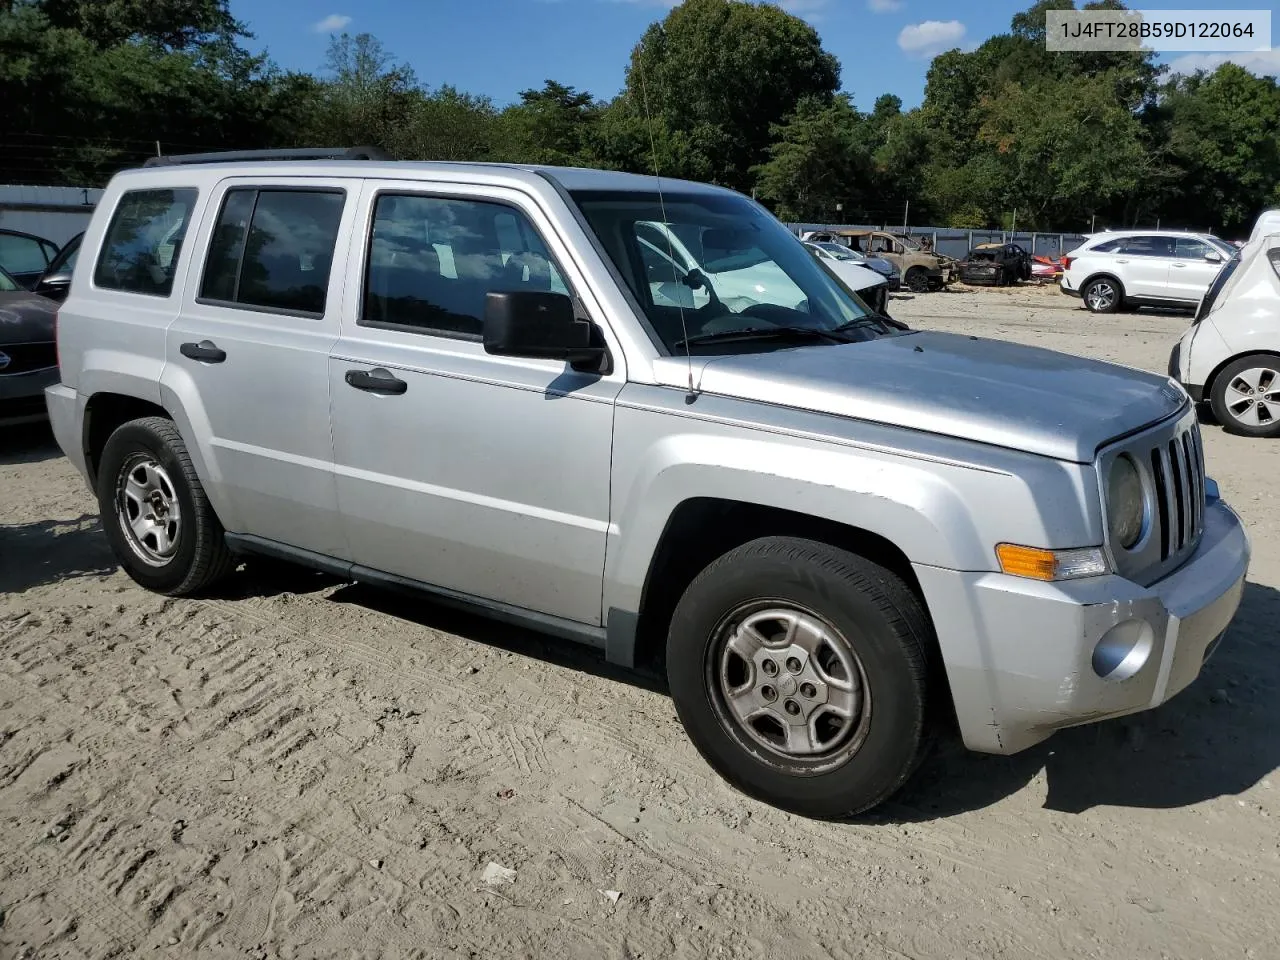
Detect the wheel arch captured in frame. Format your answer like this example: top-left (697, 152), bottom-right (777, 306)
top-left (83, 392), bottom-right (171, 489)
top-left (1204, 349), bottom-right (1280, 404)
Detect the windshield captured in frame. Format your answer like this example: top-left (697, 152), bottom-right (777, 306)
top-left (815, 242), bottom-right (863, 262)
top-left (570, 189), bottom-right (894, 354)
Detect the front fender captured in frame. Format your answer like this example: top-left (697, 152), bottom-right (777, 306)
top-left (603, 392), bottom-right (1102, 626)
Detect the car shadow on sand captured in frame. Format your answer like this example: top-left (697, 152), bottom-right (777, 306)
top-left (230, 563), bottom-right (1280, 819)
top-left (0, 421), bottom-right (60, 466)
top-left (0, 513), bottom-right (117, 592)
top-left (880, 579), bottom-right (1280, 822)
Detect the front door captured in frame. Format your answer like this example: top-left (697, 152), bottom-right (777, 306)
top-left (163, 177), bottom-right (357, 558)
top-left (1169, 237), bottom-right (1225, 304)
top-left (327, 181), bottom-right (624, 626)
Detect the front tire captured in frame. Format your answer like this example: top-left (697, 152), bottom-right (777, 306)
top-left (1210, 355), bottom-right (1280, 438)
top-left (665, 537), bottom-right (934, 819)
top-left (905, 268), bottom-right (929, 293)
top-left (96, 416), bottom-right (236, 595)
top-left (1083, 277), bottom-right (1122, 313)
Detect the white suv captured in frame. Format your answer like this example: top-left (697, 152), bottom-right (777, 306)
top-left (1061, 230), bottom-right (1234, 314)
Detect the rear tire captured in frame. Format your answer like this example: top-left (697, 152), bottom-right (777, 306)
top-left (1083, 276), bottom-right (1122, 313)
top-left (96, 416), bottom-right (236, 595)
top-left (665, 536), bottom-right (935, 819)
top-left (1210, 354), bottom-right (1280, 438)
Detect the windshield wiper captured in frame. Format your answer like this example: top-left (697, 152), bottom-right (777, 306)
top-left (833, 315), bottom-right (897, 334)
top-left (674, 325), bottom-right (854, 349)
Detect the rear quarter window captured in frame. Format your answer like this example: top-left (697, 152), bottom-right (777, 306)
top-left (94, 188), bottom-right (198, 297)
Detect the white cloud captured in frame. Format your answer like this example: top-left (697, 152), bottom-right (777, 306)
top-left (1165, 48), bottom-right (1280, 78)
top-left (867, 0), bottom-right (903, 12)
top-left (897, 19), bottom-right (965, 58)
top-left (311, 14), bottom-right (352, 33)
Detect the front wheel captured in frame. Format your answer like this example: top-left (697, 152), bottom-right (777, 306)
top-left (905, 268), bottom-right (930, 293)
top-left (96, 416), bottom-right (236, 595)
top-left (665, 537), bottom-right (935, 819)
top-left (1210, 355), bottom-right (1280, 438)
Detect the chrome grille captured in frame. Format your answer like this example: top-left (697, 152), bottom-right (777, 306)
top-left (1099, 408), bottom-right (1205, 585)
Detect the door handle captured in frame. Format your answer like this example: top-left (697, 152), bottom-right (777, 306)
top-left (1114, 259), bottom-right (1129, 264)
top-left (1172, 262), bottom-right (1187, 268)
top-left (180, 340), bottom-right (226, 363)
top-left (345, 368), bottom-right (407, 395)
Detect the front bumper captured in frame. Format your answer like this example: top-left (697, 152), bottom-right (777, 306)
top-left (914, 492), bottom-right (1250, 755)
top-left (0, 365), bottom-right (58, 426)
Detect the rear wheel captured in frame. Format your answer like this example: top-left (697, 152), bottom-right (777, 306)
top-left (665, 537), bottom-right (935, 819)
top-left (1210, 355), bottom-right (1280, 438)
top-left (1083, 277), bottom-right (1122, 313)
top-left (97, 416), bottom-right (236, 595)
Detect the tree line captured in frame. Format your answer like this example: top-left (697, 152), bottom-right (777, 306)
top-left (2, 0), bottom-right (1278, 235)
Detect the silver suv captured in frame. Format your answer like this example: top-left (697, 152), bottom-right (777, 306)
top-left (46, 150), bottom-right (1250, 818)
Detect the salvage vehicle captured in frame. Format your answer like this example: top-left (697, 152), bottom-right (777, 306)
top-left (804, 229), bottom-right (951, 293)
top-left (1061, 230), bottom-right (1233, 314)
top-left (0, 227), bottom-right (60, 290)
top-left (31, 232), bottom-right (82, 303)
top-left (958, 242), bottom-right (1032, 286)
top-left (0, 263), bottom-right (58, 426)
top-left (47, 149), bottom-right (1250, 818)
top-left (804, 240), bottom-right (900, 291)
top-left (1170, 233), bottom-right (1280, 437)
top-left (798, 241), bottom-right (893, 316)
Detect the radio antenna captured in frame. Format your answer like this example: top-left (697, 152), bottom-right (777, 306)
top-left (638, 56), bottom-right (697, 403)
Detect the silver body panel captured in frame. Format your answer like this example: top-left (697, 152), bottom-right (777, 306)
top-left (46, 159), bottom-right (1251, 756)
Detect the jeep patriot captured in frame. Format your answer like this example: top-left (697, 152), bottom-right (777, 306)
top-left (45, 149), bottom-right (1250, 817)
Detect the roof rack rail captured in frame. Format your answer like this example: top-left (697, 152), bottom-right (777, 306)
top-left (143, 146), bottom-right (392, 167)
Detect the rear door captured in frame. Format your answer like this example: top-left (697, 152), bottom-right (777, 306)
top-left (1169, 237), bottom-right (1224, 304)
top-left (162, 176), bottom-right (359, 557)
top-left (1113, 235), bottom-right (1175, 298)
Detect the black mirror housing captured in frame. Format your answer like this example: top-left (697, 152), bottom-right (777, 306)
top-left (483, 291), bottom-right (606, 368)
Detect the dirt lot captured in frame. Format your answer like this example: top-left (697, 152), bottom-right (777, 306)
top-left (2, 285), bottom-right (1277, 959)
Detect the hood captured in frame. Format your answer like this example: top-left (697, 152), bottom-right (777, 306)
top-left (661, 330), bottom-right (1185, 462)
top-left (0, 291), bottom-right (56, 344)
top-left (821, 259), bottom-right (886, 292)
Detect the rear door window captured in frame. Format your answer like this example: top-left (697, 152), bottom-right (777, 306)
top-left (94, 189), bottom-right (198, 296)
top-left (199, 188), bottom-right (345, 315)
top-left (1117, 236), bottom-right (1175, 257)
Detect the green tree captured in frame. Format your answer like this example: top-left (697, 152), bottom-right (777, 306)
top-left (1160, 64), bottom-right (1280, 232)
top-left (753, 95), bottom-right (871, 222)
top-left (36, 0), bottom-right (243, 49)
top-left (497, 80), bottom-right (602, 165)
top-left (622, 0), bottom-right (840, 189)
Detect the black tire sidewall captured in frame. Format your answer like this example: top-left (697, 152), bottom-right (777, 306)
top-left (667, 547), bottom-right (926, 818)
top-left (1211, 355), bottom-right (1280, 438)
top-left (97, 421), bottom-right (202, 592)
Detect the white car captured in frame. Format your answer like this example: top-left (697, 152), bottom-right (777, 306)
top-left (1170, 232), bottom-right (1280, 436)
top-left (1061, 230), bottom-right (1234, 314)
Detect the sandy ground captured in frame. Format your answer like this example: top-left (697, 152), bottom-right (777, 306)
top-left (1, 285), bottom-right (1277, 960)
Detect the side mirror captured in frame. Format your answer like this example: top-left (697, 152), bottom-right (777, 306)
top-left (35, 271), bottom-right (71, 301)
top-left (1204, 251), bottom-right (1223, 263)
top-left (483, 290), bottom-right (606, 369)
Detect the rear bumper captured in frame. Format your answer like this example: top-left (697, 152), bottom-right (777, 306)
top-left (915, 493), bottom-right (1249, 755)
top-left (44, 382), bottom-right (90, 483)
top-left (0, 366), bottom-right (58, 425)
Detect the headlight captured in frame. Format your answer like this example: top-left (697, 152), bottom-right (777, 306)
top-left (1106, 454), bottom-right (1146, 550)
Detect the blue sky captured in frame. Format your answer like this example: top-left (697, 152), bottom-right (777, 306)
top-left (225, 0), bottom-right (1280, 111)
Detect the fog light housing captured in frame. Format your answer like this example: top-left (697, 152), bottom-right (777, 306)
top-left (1092, 619), bottom-right (1155, 680)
